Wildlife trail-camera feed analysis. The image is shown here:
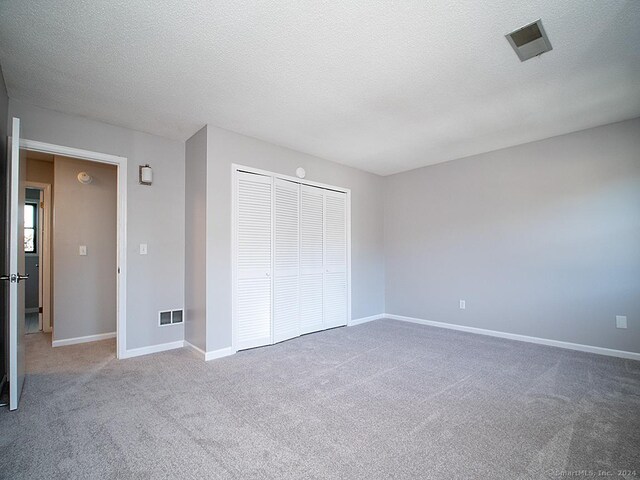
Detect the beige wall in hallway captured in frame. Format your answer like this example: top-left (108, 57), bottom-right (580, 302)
top-left (26, 157), bottom-right (54, 184)
top-left (53, 155), bottom-right (117, 341)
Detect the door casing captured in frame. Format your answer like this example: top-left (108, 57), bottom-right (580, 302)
top-left (20, 139), bottom-right (128, 359)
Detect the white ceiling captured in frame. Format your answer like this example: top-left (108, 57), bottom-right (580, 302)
top-left (1, 1), bottom-right (639, 175)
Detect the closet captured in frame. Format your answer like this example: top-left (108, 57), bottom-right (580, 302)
top-left (233, 167), bottom-right (350, 351)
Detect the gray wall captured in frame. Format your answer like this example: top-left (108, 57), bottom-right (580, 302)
top-left (9, 99), bottom-right (185, 350)
top-left (53, 157), bottom-right (117, 340)
top-left (9, 95), bottom-right (637, 356)
top-left (184, 126), bottom-right (207, 351)
top-left (205, 125), bottom-right (385, 351)
top-left (24, 188), bottom-right (40, 311)
top-left (0, 67), bottom-right (8, 378)
top-left (385, 118), bottom-right (640, 354)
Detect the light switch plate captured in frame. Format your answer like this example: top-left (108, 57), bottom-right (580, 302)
top-left (79, 245), bottom-right (87, 256)
top-left (459, 300), bottom-right (466, 310)
top-left (140, 243), bottom-right (148, 255)
top-left (616, 316), bottom-right (627, 329)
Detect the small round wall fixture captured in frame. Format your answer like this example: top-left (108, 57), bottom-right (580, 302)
top-left (77, 172), bottom-right (93, 184)
top-left (295, 167), bottom-right (306, 179)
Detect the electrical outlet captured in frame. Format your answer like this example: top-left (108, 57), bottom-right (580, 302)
top-left (616, 316), bottom-right (627, 329)
top-left (140, 243), bottom-right (148, 255)
top-left (459, 300), bottom-right (466, 310)
top-left (79, 245), bottom-right (87, 256)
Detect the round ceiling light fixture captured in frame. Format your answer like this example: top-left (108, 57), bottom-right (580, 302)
top-left (77, 172), bottom-right (93, 184)
top-left (295, 167), bottom-right (306, 179)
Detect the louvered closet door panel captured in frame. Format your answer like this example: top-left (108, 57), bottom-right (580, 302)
top-left (273, 179), bottom-right (300, 343)
top-left (323, 190), bottom-right (348, 329)
top-left (299, 184), bottom-right (324, 335)
top-left (235, 172), bottom-right (272, 350)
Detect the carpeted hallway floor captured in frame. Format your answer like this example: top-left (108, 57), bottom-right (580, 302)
top-left (1, 319), bottom-right (639, 479)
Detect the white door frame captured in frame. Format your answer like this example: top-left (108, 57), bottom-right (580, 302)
top-left (24, 181), bottom-right (52, 332)
top-left (231, 163), bottom-right (352, 353)
top-left (20, 139), bottom-right (128, 359)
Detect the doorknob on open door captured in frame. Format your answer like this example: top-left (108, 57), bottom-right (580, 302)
top-left (0, 273), bottom-right (29, 283)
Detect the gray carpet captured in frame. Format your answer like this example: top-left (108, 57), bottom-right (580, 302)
top-left (1, 319), bottom-right (639, 479)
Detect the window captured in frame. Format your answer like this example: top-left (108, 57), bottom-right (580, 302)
top-left (24, 202), bottom-right (37, 254)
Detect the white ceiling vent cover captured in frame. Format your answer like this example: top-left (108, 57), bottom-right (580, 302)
top-left (506, 19), bottom-right (552, 62)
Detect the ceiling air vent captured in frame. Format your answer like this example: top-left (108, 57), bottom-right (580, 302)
top-left (506, 19), bottom-right (552, 62)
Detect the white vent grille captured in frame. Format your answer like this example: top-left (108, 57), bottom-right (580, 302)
top-left (159, 309), bottom-right (184, 326)
top-left (506, 19), bottom-right (552, 62)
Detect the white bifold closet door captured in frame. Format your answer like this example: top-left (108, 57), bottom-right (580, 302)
top-left (323, 189), bottom-right (348, 329)
top-left (235, 168), bottom-right (348, 351)
top-left (299, 185), bottom-right (325, 335)
top-left (235, 172), bottom-right (273, 350)
top-left (273, 178), bottom-right (300, 343)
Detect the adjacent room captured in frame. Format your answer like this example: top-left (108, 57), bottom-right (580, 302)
top-left (0, 1), bottom-right (638, 479)
top-left (21, 151), bottom-right (119, 349)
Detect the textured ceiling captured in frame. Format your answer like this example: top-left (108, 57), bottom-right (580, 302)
top-left (1, 1), bottom-right (639, 175)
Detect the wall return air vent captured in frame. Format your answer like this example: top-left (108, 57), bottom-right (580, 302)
top-left (506, 19), bottom-right (552, 62)
top-left (159, 309), bottom-right (183, 326)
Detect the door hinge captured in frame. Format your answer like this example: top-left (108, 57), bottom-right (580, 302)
top-left (39, 306), bottom-right (43, 313)
top-left (40, 201), bottom-right (44, 209)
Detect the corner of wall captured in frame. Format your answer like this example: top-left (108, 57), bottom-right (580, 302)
top-left (184, 125), bottom-right (209, 351)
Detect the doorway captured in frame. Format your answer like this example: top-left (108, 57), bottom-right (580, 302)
top-left (23, 152), bottom-right (54, 337)
top-left (20, 139), bottom-right (128, 359)
top-left (24, 186), bottom-right (45, 334)
top-left (5, 118), bottom-right (129, 411)
top-left (23, 150), bottom-right (119, 350)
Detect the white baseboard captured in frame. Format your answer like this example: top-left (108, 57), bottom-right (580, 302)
top-left (348, 314), bottom-right (385, 326)
top-left (184, 340), bottom-right (206, 358)
top-left (385, 314), bottom-right (640, 361)
top-left (184, 340), bottom-right (206, 360)
top-left (184, 341), bottom-right (235, 361)
top-left (121, 340), bottom-right (185, 359)
top-left (205, 347), bottom-right (235, 361)
top-left (52, 331), bottom-right (116, 347)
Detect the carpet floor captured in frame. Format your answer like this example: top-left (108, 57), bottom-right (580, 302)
top-left (1, 319), bottom-right (639, 479)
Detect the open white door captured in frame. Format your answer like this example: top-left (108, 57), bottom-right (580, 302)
top-left (4, 117), bottom-right (27, 410)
